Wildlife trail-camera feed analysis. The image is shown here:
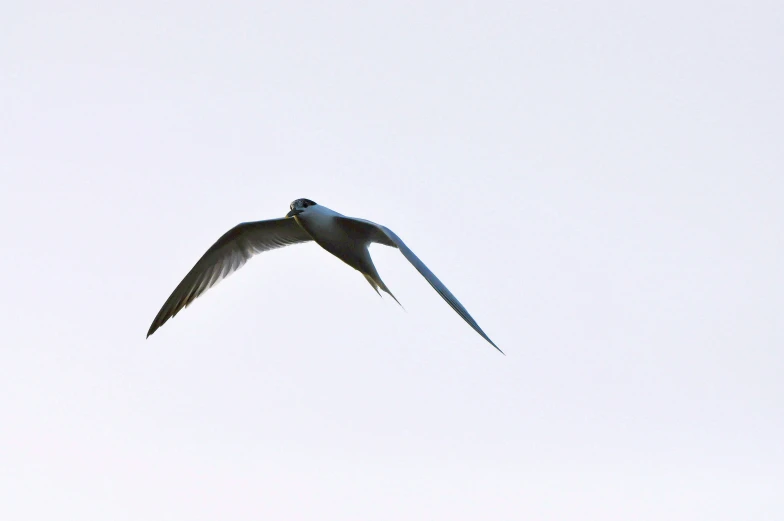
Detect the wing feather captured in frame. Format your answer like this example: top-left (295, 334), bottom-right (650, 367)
top-left (147, 217), bottom-right (313, 337)
top-left (336, 216), bottom-right (501, 353)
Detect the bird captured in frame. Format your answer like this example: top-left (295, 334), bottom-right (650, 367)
top-left (147, 198), bottom-right (501, 353)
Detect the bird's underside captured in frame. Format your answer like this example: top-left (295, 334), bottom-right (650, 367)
top-left (147, 199), bottom-right (502, 353)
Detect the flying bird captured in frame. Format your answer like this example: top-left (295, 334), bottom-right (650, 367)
top-left (147, 199), bottom-right (501, 353)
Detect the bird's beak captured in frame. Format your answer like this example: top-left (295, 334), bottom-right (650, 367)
top-left (286, 209), bottom-right (302, 218)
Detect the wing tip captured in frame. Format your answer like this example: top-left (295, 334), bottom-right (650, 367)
top-left (146, 314), bottom-right (169, 339)
top-left (486, 337), bottom-right (504, 355)
top-left (146, 323), bottom-right (157, 339)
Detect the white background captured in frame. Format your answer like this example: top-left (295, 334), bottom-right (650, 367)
top-left (2, 1), bottom-right (782, 519)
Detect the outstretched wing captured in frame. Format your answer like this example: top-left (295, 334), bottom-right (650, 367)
top-left (147, 217), bottom-right (313, 337)
top-left (336, 216), bottom-right (502, 353)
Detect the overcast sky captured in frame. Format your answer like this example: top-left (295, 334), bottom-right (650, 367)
top-left (2, 1), bottom-right (782, 520)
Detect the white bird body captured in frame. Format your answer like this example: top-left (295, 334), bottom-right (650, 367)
top-left (295, 203), bottom-right (345, 242)
top-left (294, 204), bottom-right (363, 269)
top-left (147, 198), bottom-right (501, 353)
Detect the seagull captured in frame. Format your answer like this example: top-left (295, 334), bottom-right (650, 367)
top-left (147, 198), bottom-right (501, 353)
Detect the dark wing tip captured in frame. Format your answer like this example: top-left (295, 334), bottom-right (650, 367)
top-left (147, 304), bottom-right (179, 338)
top-left (146, 318), bottom-right (162, 338)
top-left (489, 340), bottom-right (505, 355)
top-left (476, 328), bottom-right (504, 354)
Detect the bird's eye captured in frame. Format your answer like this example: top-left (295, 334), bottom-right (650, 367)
top-left (302, 202), bottom-right (309, 208)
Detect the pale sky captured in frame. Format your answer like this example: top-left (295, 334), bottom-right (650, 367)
top-left (2, 1), bottom-right (783, 520)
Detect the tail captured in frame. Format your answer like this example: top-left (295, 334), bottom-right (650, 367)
top-left (363, 273), bottom-right (383, 297)
top-left (363, 272), bottom-right (404, 309)
top-left (356, 246), bottom-right (404, 309)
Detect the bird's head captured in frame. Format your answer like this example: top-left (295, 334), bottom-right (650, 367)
top-left (286, 198), bottom-right (317, 217)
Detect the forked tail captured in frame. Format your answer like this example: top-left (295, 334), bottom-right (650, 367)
top-left (362, 272), bottom-right (403, 309)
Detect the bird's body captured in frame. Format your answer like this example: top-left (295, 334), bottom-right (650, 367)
top-left (294, 204), bottom-right (398, 300)
top-left (295, 204), bottom-right (368, 272)
top-left (147, 199), bottom-right (501, 353)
